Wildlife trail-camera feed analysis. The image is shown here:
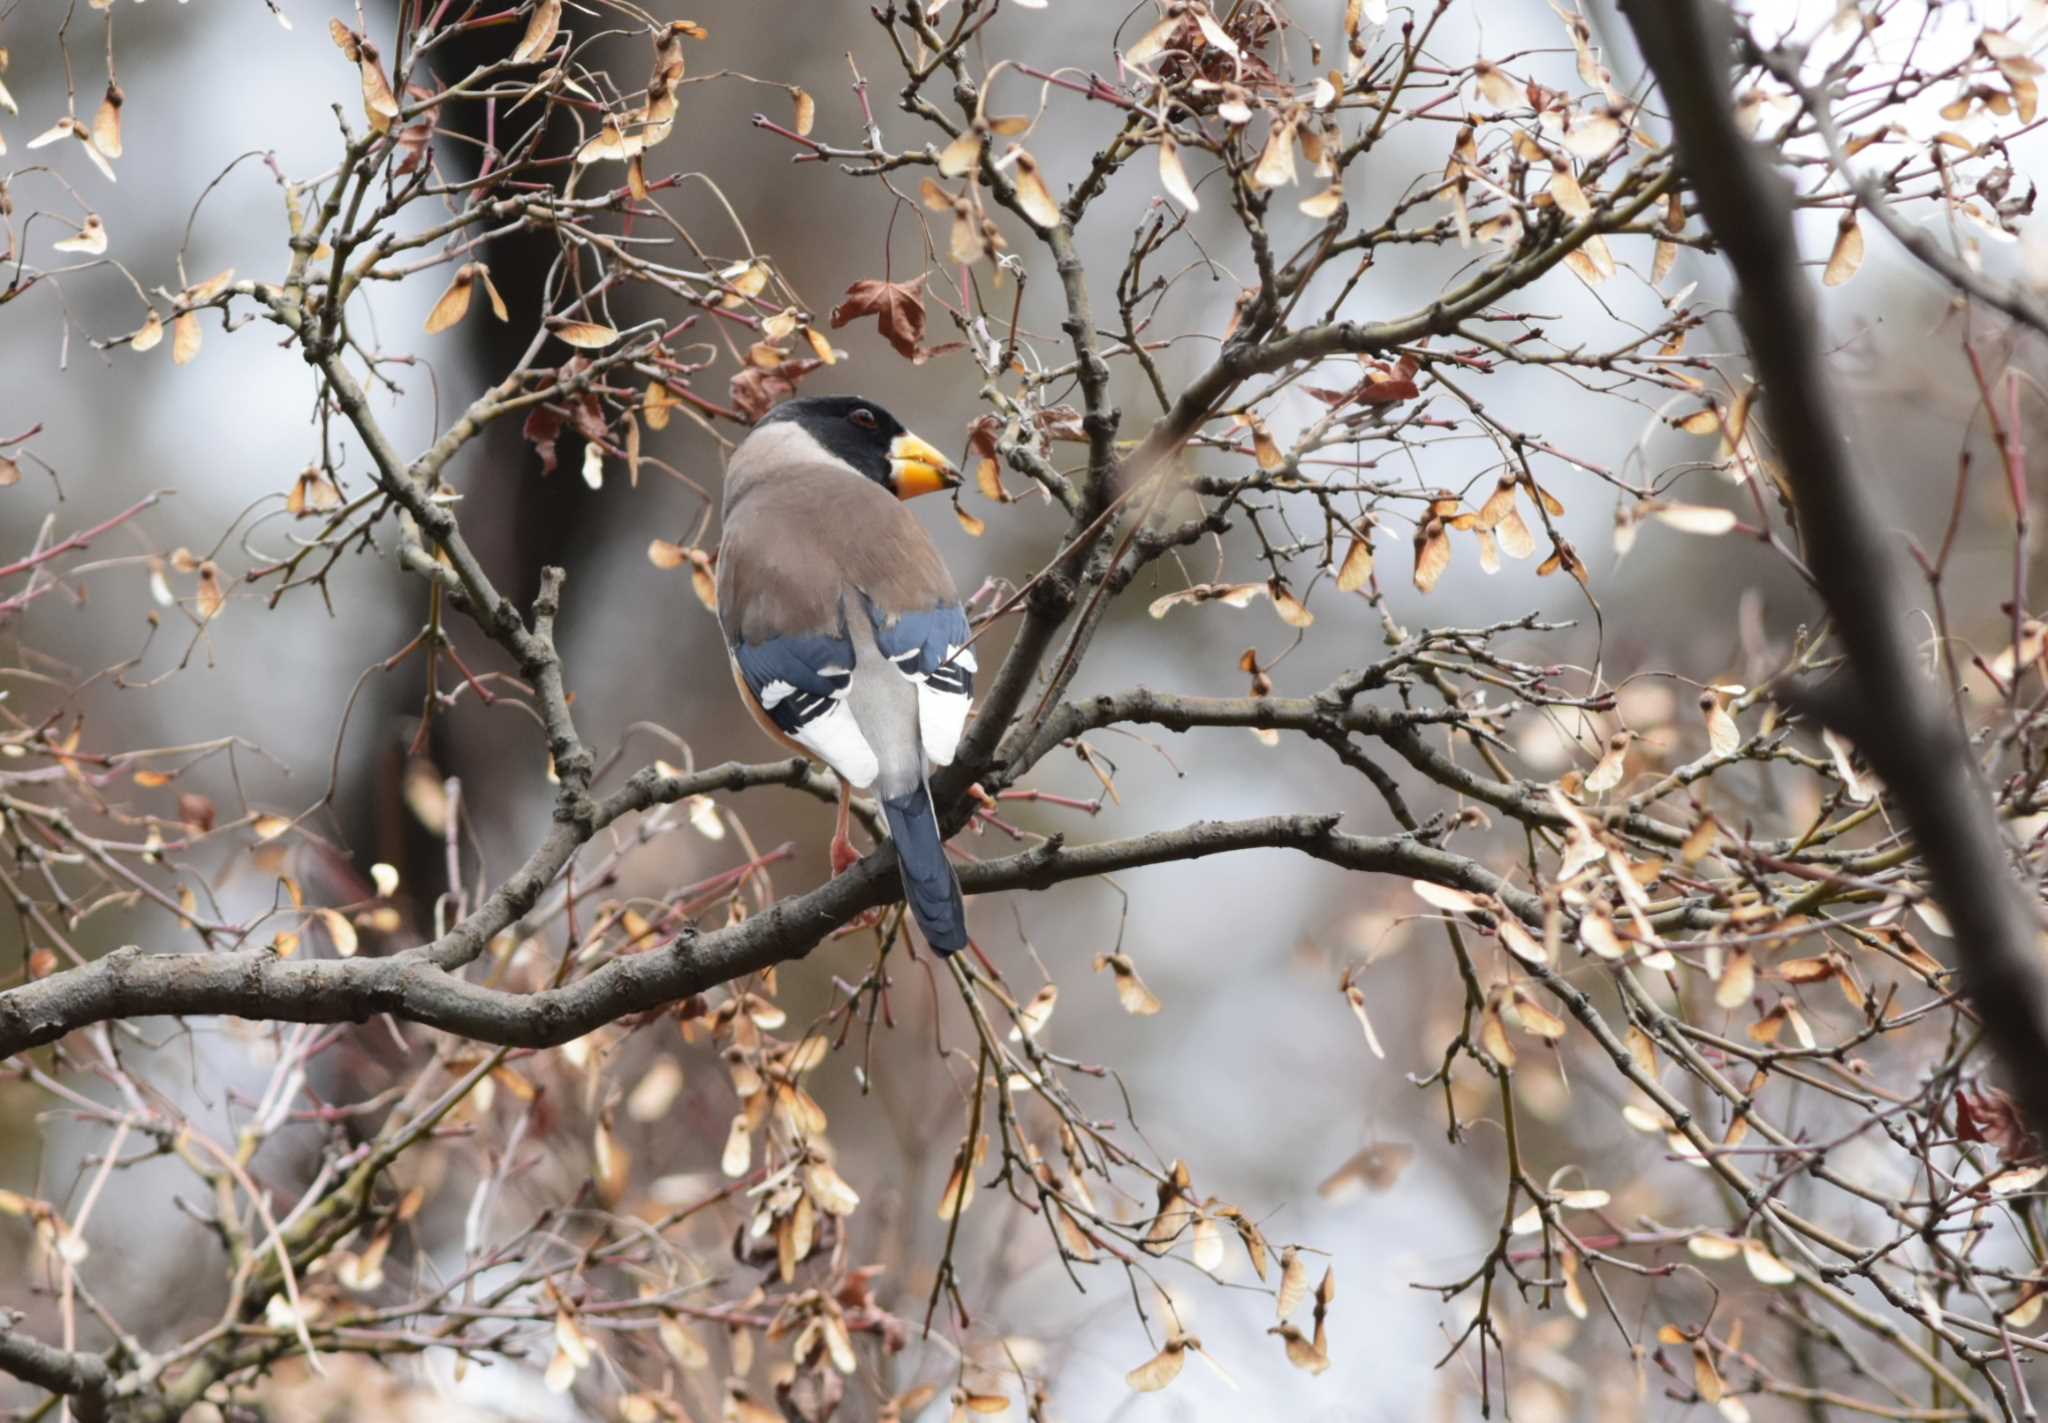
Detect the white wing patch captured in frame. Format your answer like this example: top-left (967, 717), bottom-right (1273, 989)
top-left (915, 644), bottom-right (975, 767)
top-left (757, 679), bottom-right (798, 710)
top-left (918, 683), bottom-right (971, 767)
top-left (793, 698), bottom-right (880, 790)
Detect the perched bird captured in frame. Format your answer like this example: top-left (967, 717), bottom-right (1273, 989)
top-left (716, 396), bottom-right (975, 955)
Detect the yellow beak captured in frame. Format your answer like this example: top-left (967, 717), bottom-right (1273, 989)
top-left (889, 431), bottom-right (960, 500)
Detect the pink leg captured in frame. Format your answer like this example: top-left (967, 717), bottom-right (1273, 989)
top-left (830, 777), bottom-right (860, 876)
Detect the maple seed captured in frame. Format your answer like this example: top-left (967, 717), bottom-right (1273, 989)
top-left (1158, 133), bottom-right (1200, 210)
top-left (288, 467), bottom-right (342, 516)
top-left (54, 215), bottom-right (108, 255)
top-left (1253, 116), bottom-right (1300, 189)
top-left (1093, 953), bottom-right (1163, 1014)
top-left (551, 319), bottom-right (620, 349)
top-left (1126, 1337), bottom-right (1188, 1393)
top-left (937, 130), bottom-right (983, 179)
top-left (1825, 212), bottom-right (1866, 286)
top-left (92, 84), bottom-right (124, 159)
top-left (512, 0), bottom-right (562, 63)
top-left (1006, 147), bottom-right (1062, 227)
top-left (1413, 518), bottom-right (1451, 592)
top-left (1318, 1140), bottom-right (1416, 1199)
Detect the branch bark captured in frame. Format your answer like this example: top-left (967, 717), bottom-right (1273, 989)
top-left (1618, 0), bottom-right (2048, 1129)
top-left (0, 812), bottom-right (1531, 1057)
top-left (0, 1315), bottom-right (110, 1421)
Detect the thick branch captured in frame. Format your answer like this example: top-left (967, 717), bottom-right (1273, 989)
top-left (0, 1316), bottom-right (110, 1420)
top-left (1620, 0), bottom-right (2048, 1127)
top-left (0, 814), bottom-right (1527, 1056)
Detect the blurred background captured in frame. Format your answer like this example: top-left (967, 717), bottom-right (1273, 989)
top-left (1, 1), bottom-right (2042, 1418)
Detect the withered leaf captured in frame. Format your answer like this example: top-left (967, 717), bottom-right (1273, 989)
top-left (730, 356), bottom-right (826, 423)
top-left (523, 404), bottom-right (563, 476)
top-left (830, 274), bottom-right (927, 361)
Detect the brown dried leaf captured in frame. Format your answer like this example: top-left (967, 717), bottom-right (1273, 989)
top-left (730, 356), bottom-right (826, 423)
top-left (830, 274), bottom-right (927, 361)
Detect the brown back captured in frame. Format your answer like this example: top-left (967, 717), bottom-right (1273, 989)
top-left (717, 428), bottom-right (958, 643)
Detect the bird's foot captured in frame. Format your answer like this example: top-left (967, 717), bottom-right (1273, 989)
top-left (830, 830), bottom-right (861, 877)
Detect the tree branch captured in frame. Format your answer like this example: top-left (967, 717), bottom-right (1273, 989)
top-left (0, 813), bottom-right (1528, 1057)
top-left (1619, 0), bottom-right (2048, 1128)
top-left (0, 1314), bottom-right (110, 1421)
top-left (1754, 43), bottom-right (2048, 347)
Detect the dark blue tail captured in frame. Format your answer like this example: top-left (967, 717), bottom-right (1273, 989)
top-left (880, 787), bottom-right (968, 955)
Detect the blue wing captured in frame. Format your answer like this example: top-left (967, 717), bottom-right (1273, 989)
top-left (863, 599), bottom-right (975, 767)
top-left (731, 631), bottom-right (879, 787)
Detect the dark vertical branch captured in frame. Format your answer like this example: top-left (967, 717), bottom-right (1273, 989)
top-left (1617, 0), bottom-right (2048, 1129)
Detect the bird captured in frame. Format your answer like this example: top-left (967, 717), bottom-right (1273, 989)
top-left (716, 395), bottom-right (975, 955)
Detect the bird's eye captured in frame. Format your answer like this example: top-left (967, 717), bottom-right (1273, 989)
top-left (848, 408), bottom-right (878, 431)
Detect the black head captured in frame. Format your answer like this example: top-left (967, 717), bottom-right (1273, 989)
top-left (757, 395), bottom-right (957, 499)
